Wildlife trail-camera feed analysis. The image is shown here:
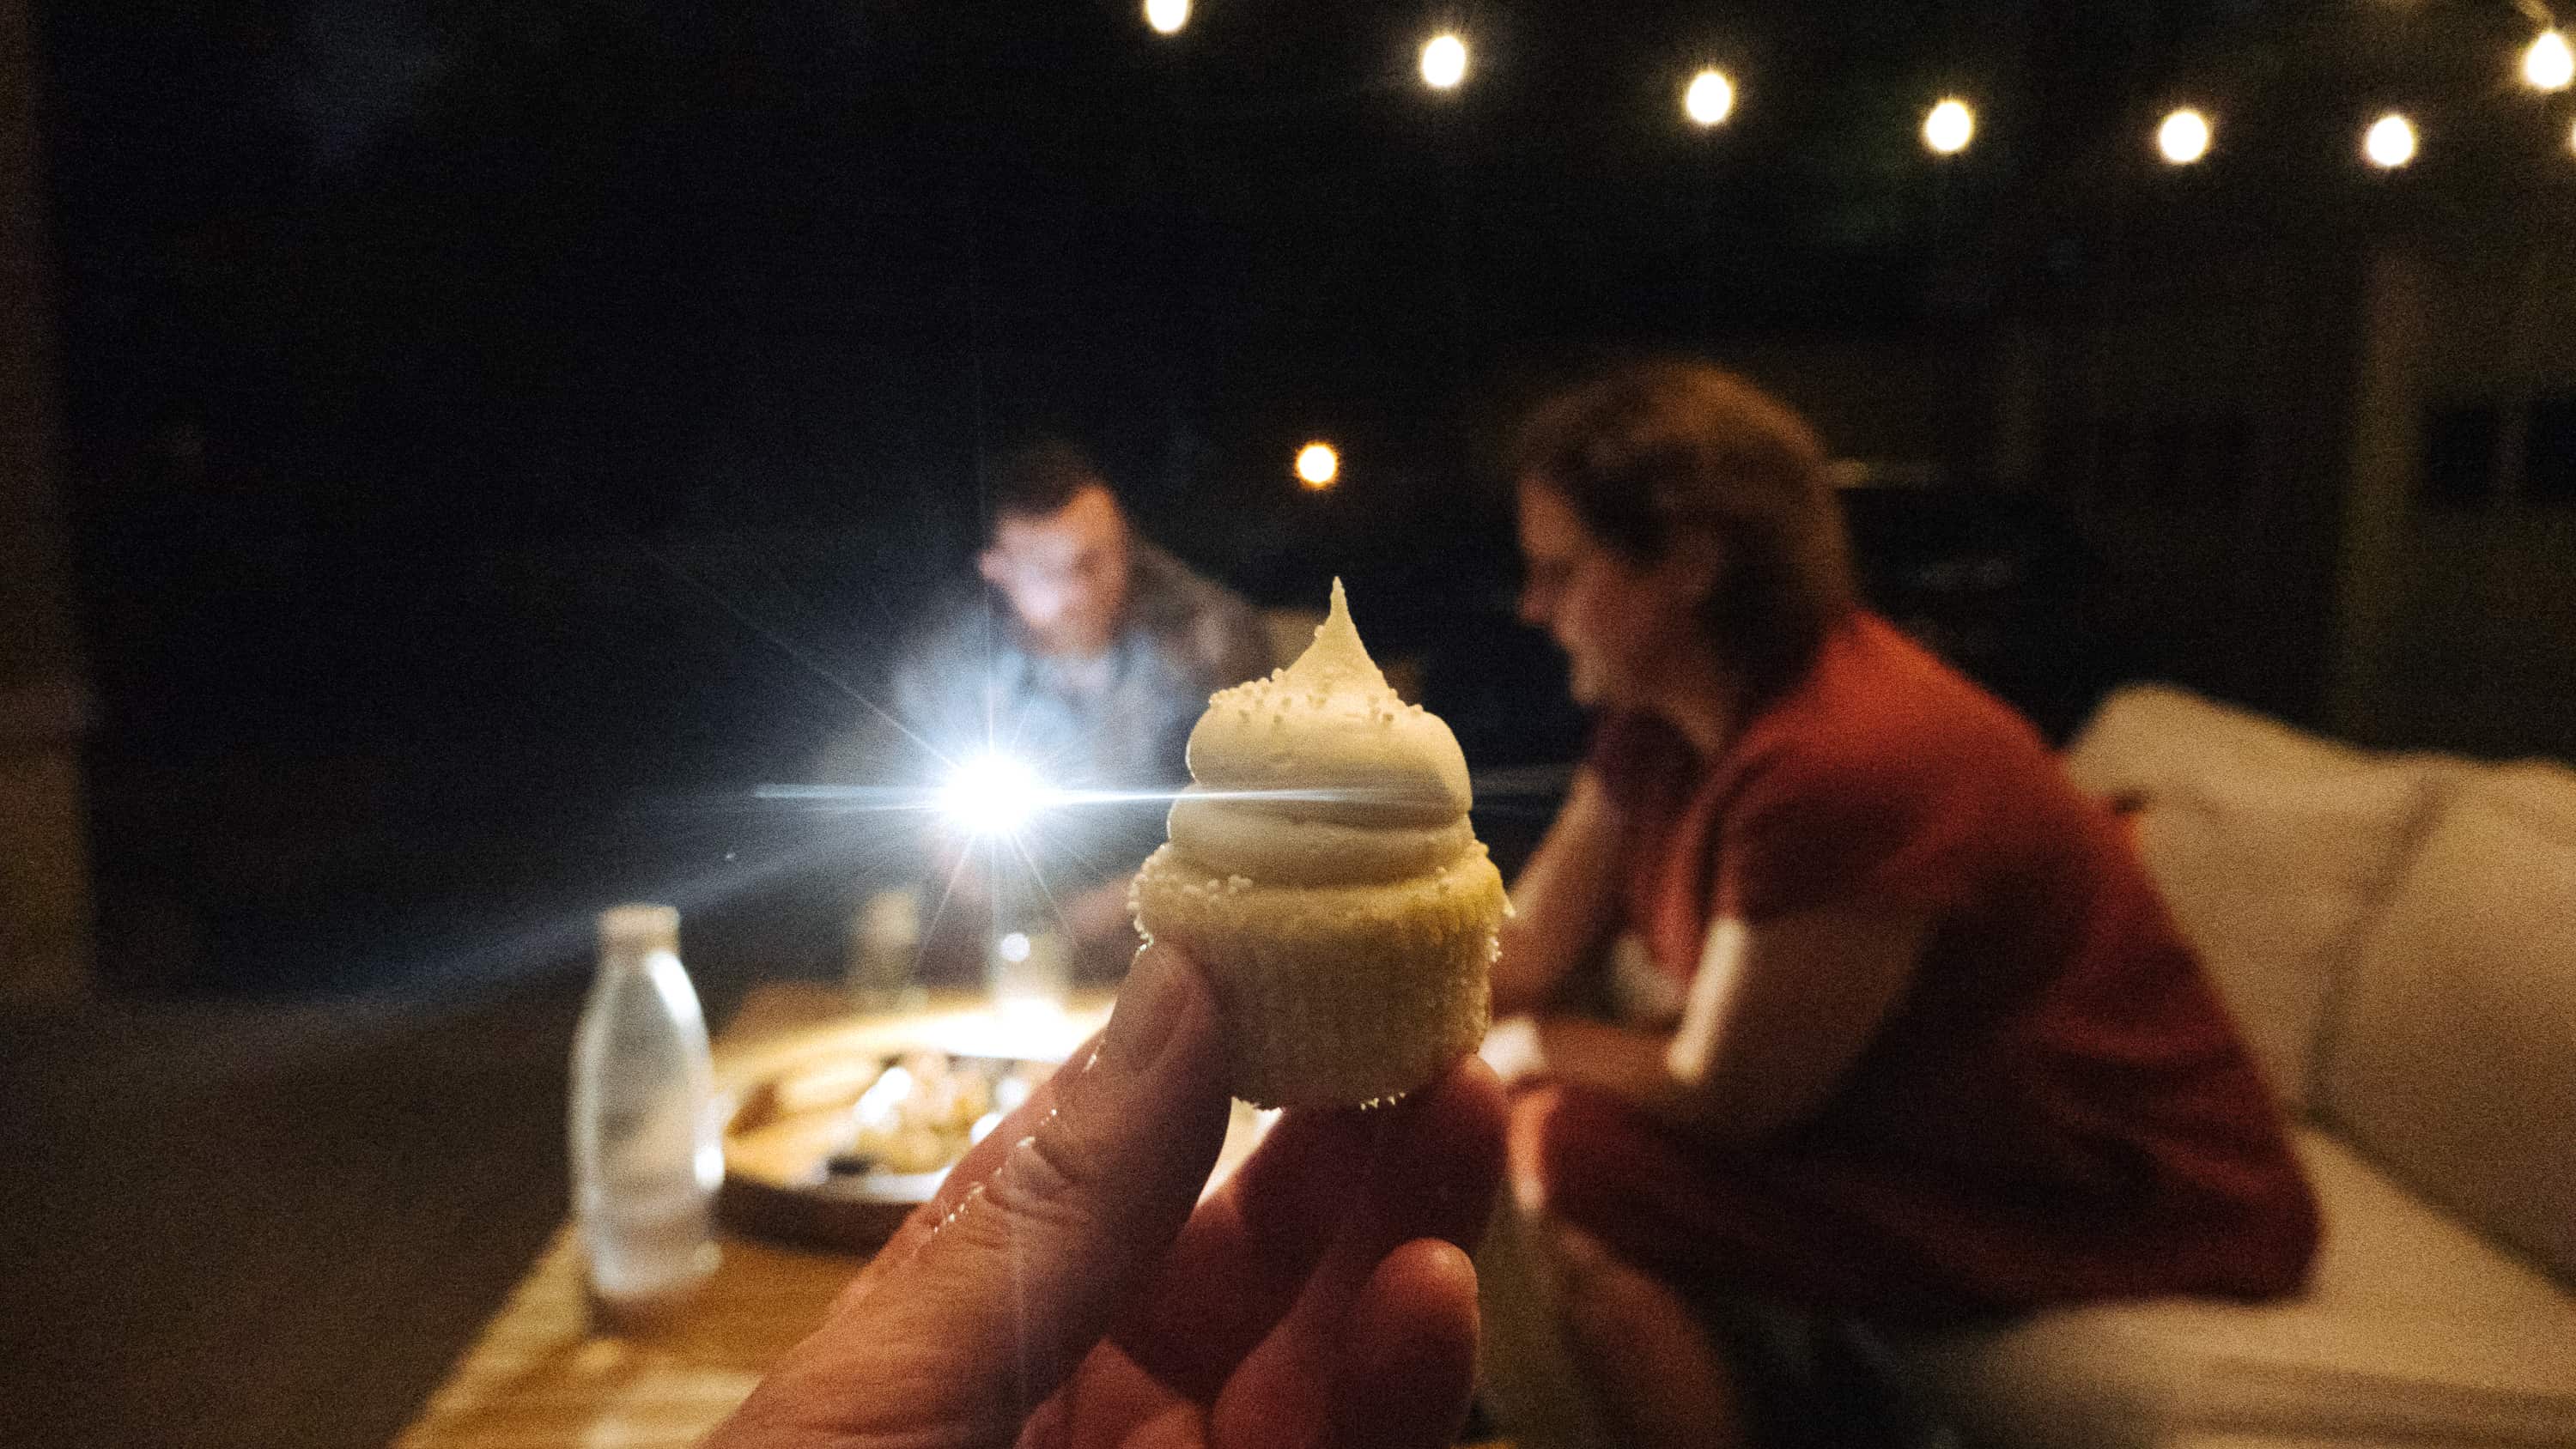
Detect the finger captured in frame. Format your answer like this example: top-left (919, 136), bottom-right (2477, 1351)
top-left (1203, 1058), bottom-right (1506, 1445)
top-left (820, 1034), bottom-right (1113, 1330)
top-left (720, 944), bottom-right (1230, 1446)
top-left (1118, 1056), bottom-right (1503, 1400)
top-left (1109, 1106), bottom-right (1376, 1393)
top-left (1332, 1240), bottom-right (1481, 1449)
top-left (841, 1017), bottom-right (1106, 1306)
top-left (1060, 1343), bottom-right (1193, 1448)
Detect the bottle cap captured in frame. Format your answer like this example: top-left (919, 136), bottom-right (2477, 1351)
top-left (598, 903), bottom-right (681, 953)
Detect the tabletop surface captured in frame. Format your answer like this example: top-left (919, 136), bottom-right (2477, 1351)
top-left (390, 985), bottom-right (1111, 1449)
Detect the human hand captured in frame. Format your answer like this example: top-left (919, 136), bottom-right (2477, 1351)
top-left (707, 943), bottom-right (1507, 1449)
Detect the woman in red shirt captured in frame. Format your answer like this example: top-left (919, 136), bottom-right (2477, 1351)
top-left (1486, 360), bottom-right (2317, 1446)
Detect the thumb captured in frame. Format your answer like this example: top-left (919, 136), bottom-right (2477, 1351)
top-left (739, 943), bottom-right (1230, 1445)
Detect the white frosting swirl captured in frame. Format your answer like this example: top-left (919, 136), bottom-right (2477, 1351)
top-left (1167, 579), bottom-right (1476, 886)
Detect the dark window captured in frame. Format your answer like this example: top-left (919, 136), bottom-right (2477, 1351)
top-left (2526, 393), bottom-right (2576, 506)
top-left (2419, 404), bottom-right (2500, 509)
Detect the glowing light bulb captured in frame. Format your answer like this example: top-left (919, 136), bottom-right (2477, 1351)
top-left (2524, 28), bottom-right (2573, 92)
top-left (997, 932), bottom-right (1031, 963)
top-left (2364, 112), bottom-right (2417, 169)
top-left (939, 753), bottom-right (1048, 836)
top-left (1923, 98), bottom-right (1975, 156)
top-left (1144, 0), bottom-right (1188, 35)
top-left (1685, 69), bottom-right (1735, 128)
top-left (1420, 33), bottom-right (1468, 91)
top-left (1295, 441), bottom-right (1340, 489)
top-left (2157, 107), bottom-right (2212, 165)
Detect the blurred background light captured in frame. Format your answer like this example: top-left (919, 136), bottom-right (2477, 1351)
top-left (1923, 97), bottom-right (1975, 155)
top-left (2364, 111), bottom-right (2418, 168)
top-left (1421, 33), bottom-right (1468, 90)
top-left (1295, 440), bottom-right (1340, 488)
top-left (937, 753), bottom-right (1049, 837)
top-left (1144, 0), bottom-right (1188, 37)
top-left (1685, 68), bottom-right (1736, 127)
top-left (2157, 107), bottom-right (2212, 165)
top-left (2524, 28), bottom-right (2573, 92)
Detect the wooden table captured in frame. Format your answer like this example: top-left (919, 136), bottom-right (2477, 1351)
top-left (391, 985), bottom-right (1111, 1449)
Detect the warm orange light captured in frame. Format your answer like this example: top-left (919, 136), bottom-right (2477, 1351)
top-left (1923, 98), bottom-right (1975, 155)
top-left (1685, 69), bottom-right (1735, 127)
top-left (2364, 112), bottom-right (2417, 169)
top-left (1295, 442), bottom-right (1340, 489)
top-left (2157, 107), bottom-right (2212, 165)
top-left (1420, 33), bottom-right (1468, 90)
top-left (2524, 29), bottom-right (2573, 92)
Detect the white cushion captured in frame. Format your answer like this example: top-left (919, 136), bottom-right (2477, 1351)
top-left (2063, 687), bottom-right (2384, 805)
top-left (2318, 776), bottom-right (2576, 1281)
top-left (1899, 1131), bottom-right (2576, 1449)
top-left (2129, 766), bottom-right (2432, 1113)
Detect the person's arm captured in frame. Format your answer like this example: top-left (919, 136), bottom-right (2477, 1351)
top-left (1534, 903), bottom-right (1930, 1140)
top-left (1491, 767), bottom-right (1625, 1018)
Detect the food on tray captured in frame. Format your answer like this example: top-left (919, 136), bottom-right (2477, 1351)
top-left (829, 1052), bottom-right (1049, 1179)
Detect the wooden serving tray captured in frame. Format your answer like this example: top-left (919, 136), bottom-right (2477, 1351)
top-left (714, 998), bottom-right (1099, 1253)
top-left (714, 997), bottom-right (1274, 1256)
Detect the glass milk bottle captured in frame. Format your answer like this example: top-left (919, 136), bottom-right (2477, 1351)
top-left (569, 904), bottom-right (722, 1328)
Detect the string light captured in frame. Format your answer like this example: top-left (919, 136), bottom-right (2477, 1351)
top-left (1295, 442), bottom-right (1340, 489)
top-left (1420, 33), bottom-right (1469, 90)
top-left (2524, 28), bottom-right (2574, 92)
top-left (2156, 107), bottom-right (2213, 165)
top-left (1086, 21), bottom-right (2576, 184)
top-left (1685, 69), bottom-right (1736, 127)
top-left (1923, 98), bottom-right (1975, 155)
top-left (2363, 111), bottom-right (2418, 168)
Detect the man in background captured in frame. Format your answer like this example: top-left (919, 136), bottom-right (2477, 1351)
top-left (839, 438), bottom-right (1272, 979)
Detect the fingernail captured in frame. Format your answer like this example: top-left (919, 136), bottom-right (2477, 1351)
top-left (1098, 943), bottom-right (1194, 1075)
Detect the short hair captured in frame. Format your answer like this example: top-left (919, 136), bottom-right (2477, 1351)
top-left (1510, 358), bottom-right (1857, 698)
top-left (988, 438), bottom-right (1113, 527)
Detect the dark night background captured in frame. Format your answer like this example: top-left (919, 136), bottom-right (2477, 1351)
top-left (9, 3), bottom-right (2576, 1445)
top-left (22, 0), bottom-right (2576, 1004)
top-left (37, 0), bottom-right (2319, 997)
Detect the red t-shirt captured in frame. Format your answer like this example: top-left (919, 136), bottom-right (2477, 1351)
top-left (1518, 613), bottom-right (2318, 1323)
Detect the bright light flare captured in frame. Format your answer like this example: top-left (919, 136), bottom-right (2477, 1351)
top-left (1685, 69), bottom-right (1735, 127)
top-left (2524, 29), bottom-right (2573, 92)
top-left (1420, 33), bottom-right (1468, 91)
top-left (2157, 107), bottom-right (2212, 165)
top-left (1923, 98), bottom-right (1975, 156)
top-left (1295, 441), bottom-right (1340, 489)
top-left (1144, 0), bottom-right (1188, 35)
top-left (938, 753), bottom-right (1051, 837)
top-left (2364, 112), bottom-right (2417, 169)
